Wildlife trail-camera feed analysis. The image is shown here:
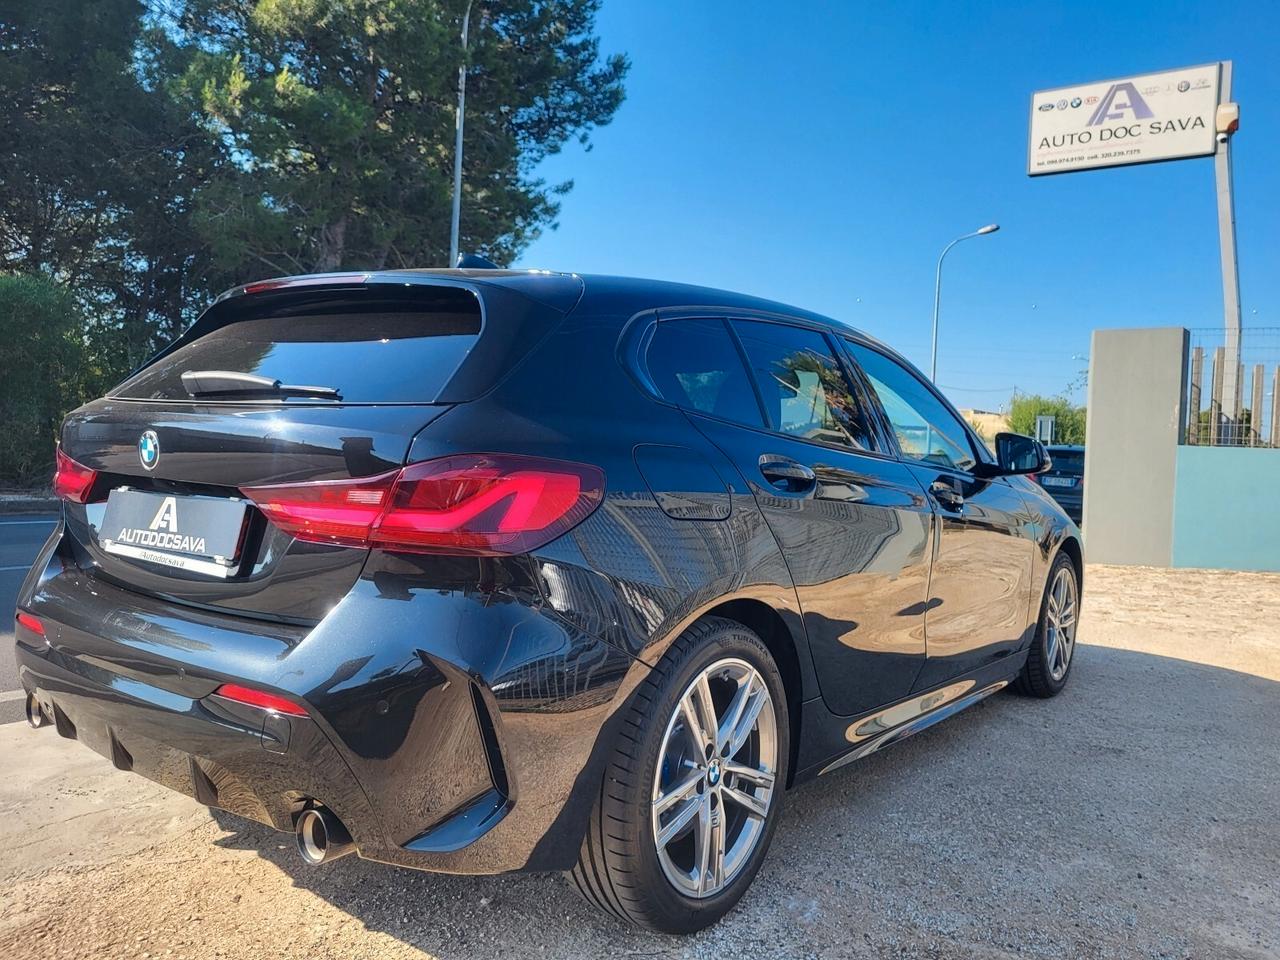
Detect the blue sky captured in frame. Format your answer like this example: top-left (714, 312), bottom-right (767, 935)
top-left (515, 0), bottom-right (1280, 412)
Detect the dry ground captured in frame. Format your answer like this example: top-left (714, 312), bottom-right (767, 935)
top-left (1, 564), bottom-right (1277, 960)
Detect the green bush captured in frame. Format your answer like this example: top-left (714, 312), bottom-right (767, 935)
top-left (1008, 393), bottom-right (1087, 445)
top-left (0, 274), bottom-right (95, 486)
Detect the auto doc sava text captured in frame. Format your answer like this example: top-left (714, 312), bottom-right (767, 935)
top-left (1037, 116), bottom-right (1206, 150)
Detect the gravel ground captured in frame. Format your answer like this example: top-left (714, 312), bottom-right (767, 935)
top-left (1, 563), bottom-right (1277, 960)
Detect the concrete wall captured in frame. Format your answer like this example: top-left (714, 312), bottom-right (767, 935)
top-left (1172, 447), bottom-right (1280, 571)
top-left (1082, 327), bottom-right (1188, 566)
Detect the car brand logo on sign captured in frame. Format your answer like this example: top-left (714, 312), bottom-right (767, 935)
top-left (1028, 63), bottom-right (1221, 176)
top-left (138, 431), bottom-right (160, 470)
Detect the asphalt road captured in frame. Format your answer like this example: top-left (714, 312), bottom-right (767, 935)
top-left (0, 512), bottom-right (58, 724)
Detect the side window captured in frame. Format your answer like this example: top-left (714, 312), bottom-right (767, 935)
top-left (845, 341), bottom-right (977, 471)
top-left (645, 318), bottom-right (765, 427)
top-left (732, 320), bottom-right (878, 451)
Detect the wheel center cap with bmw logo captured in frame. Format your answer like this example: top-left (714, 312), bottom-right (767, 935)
top-left (707, 759), bottom-right (722, 787)
top-left (138, 430), bottom-right (160, 470)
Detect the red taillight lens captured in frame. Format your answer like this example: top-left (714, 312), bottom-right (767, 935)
top-left (239, 454), bottom-right (605, 556)
top-left (213, 683), bottom-right (308, 717)
top-left (53, 447), bottom-right (98, 503)
top-left (15, 611), bottom-right (44, 636)
top-left (239, 470), bottom-right (398, 547)
top-left (373, 455), bottom-right (605, 555)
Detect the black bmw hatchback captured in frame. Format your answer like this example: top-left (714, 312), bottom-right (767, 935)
top-left (16, 269), bottom-right (1082, 933)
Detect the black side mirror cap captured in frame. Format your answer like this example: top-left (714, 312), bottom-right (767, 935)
top-left (976, 433), bottom-right (1052, 477)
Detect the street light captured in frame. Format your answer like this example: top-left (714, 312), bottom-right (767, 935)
top-left (448, 0), bottom-right (475, 267)
top-left (930, 223), bottom-right (999, 382)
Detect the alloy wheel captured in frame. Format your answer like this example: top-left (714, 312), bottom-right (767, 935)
top-left (650, 657), bottom-right (778, 899)
top-left (1045, 566), bottom-right (1078, 681)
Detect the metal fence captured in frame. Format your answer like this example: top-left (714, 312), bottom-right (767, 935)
top-left (1184, 327), bottom-right (1280, 447)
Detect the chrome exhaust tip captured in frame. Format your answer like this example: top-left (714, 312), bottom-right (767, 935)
top-left (25, 693), bottom-right (47, 730)
top-left (295, 806), bottom-right (355, 865)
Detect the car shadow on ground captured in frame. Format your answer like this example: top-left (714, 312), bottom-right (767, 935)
top-left (206, 645), bottom-right (1280, 959)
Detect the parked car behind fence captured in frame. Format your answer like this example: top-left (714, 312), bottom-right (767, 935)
top-left (1034, 444), bottom-right (1085, 524)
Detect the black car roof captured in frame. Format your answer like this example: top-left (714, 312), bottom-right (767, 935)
top-left (215, 267), bottom-right (906, 368)
top-left (224, 268), bottom-right (878, 341)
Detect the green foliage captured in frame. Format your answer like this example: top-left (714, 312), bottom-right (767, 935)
top-left (1008, 393), bottom-right (1087, 445)
top-left (0, 0), bottom-right (627, 482)
top-left (1, 1), bottom-right (229, 368)
top-left (173, 0), bottom-right (629, 274)
top-left (0, 276), bottom-right (100, 485)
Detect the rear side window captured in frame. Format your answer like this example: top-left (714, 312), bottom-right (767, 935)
top-left (732, 320), bottom-right (878, 451)
top-left (645, 318), bottom-right (765, 427)
top-left (114, 287), bottom-right (482, 403)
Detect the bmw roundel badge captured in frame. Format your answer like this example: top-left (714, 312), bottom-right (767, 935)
top-left (138, 430), bottom-right (160, 471)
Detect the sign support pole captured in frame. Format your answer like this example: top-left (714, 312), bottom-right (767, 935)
top-left (1215, 60), bottom-right (1242, 424)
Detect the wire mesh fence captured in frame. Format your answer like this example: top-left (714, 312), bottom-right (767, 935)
top-left (1184, 327), bottom-right (1280, 447)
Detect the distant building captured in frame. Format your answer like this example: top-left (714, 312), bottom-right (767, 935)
top-left (960, 408), bottom-right (1010, 442)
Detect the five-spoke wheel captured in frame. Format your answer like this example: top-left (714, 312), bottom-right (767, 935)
top-left (1015, 552), bottom-right (1080, 697)
top-left (1044, 563), bottom-right (1078, 681)
top-left (651, 658), bottom-right (777, 898)
top-left (570, 617), bottom-right (789, 934)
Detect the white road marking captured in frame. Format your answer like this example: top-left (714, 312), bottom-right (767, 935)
top-left (0, 690), bottom-right (26, 704)
top-left (0, 565), bottom-right (33, 572)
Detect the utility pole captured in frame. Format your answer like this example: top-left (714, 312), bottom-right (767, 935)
top-left (1215, 61), bottom-right (1242, 425)
top-left (448, 0), bottom-right (474, 267)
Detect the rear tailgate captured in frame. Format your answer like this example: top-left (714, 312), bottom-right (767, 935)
top-left (56, 275), bottom-right (574, 623)
top-left (60, 400), bottom-right (449, 622)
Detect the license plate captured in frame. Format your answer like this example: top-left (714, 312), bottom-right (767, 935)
top-left (1042, 476), bottom-right (1075, 488)
top-left (99, 488), bottom-right (249, 579)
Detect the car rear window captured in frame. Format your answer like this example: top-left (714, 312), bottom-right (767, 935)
top-left (113, 287), bottom-right (482, 403)
top-left (1050, 450), bottom-right (1085, 474)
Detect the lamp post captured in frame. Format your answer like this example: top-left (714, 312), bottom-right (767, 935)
top-left (448, 0), bottom-right (474, 267)
top-left (930, 223), bottom-right (999, 382)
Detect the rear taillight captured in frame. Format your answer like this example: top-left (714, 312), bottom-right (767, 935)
top-left (15, 610), bottom-right (44, 636)
top-left (239, 470), bottom-right (398, 548)
top-left (239, 454), bottom-right (605, 556)
top-left (53, 447), bottom-right (98, 503)
top-left (213, 683), bottom-right (308, 717)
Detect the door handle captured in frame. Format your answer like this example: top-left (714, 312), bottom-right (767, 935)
top-left (758, 455), bottom-right (817, 494)
top-left (930, 479), bottom-right (965, 511)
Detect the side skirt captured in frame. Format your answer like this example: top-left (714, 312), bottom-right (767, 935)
top-left (792, 654), bottom-right (1025, 782)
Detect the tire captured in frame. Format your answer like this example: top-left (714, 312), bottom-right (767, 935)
top-left (1013, 552), bottom-right (1080, 698)
top-left (569, 616), bottom-right (790, 934)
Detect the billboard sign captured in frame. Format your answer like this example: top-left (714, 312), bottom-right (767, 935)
top-left (1028, 64), bottom-right (1221, 176)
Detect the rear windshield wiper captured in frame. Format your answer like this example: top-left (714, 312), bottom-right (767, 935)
top-left (181, 370), bottom-right (342, 400)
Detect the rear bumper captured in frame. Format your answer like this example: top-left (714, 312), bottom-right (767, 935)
top-left (19, 639), bottom-right (383, 839)
top-left (15, 533), bottom-right (644, 874)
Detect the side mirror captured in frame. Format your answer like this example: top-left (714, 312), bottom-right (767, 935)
top-left (979, 432), bottom-right (1051, 477)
